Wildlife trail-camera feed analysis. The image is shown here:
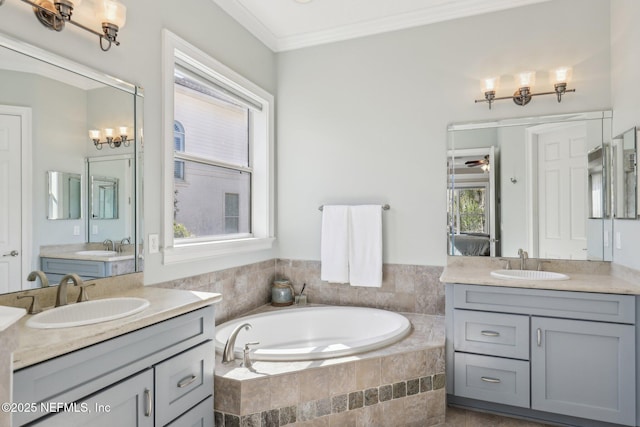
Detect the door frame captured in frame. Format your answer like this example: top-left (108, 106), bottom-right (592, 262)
top-left (0, 105), bottom-right (32, 291)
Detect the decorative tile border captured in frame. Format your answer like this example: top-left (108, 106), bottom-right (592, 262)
top-left (215, 373), bottom-right (445, 426)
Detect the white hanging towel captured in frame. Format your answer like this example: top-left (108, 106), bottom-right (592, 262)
top-left (320, 205), bottom-right (350, 283)
top-left (348, 205), bottom-right (383, 287)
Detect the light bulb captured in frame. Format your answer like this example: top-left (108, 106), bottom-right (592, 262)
top-left (104, 128), bottom-right (114, 138)
top-left (553, 67), bottom-right (572, 84)
top-left (481, 77), bottom-right (500, 93)
top-left (516, 71), bottom-right (536, 88)
top-left (118, 126), bottom-right (128, 135)
top-left (98, 0), bottom-right (126, 28)
top-left (89, 129), bottom-right (101, 140)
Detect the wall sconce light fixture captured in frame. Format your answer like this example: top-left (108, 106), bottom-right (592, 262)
top-left (90, 127), bottom-right (131, 150)
top-left (1, 0), bottom-right (126, 51)
top-left (476, 68), bottom-right (575, 109)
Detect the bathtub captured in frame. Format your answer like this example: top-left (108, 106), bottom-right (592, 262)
top-left (215, 306), bottom-right (412, 362)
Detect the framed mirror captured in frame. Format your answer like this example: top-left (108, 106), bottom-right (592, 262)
top-left (47, 171), bottom-right (82, 220)
top-left (612, 127), bottom-right (638, 219)
top-left (0, 33), bottom-right (143, 294)
top-left (447, 111), bottom-right (612, 261)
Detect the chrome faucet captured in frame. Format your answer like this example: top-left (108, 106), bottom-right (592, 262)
top-left (27, 270), bottom-right (49, 288)
top-left (222, 323), bottom-right (252, 364)
top-left (56, 274), bottom-right (83, 307)
top-left (517, 248), bottom-right (528, 270)
top-left (103, 239), bottom-right (115, 251)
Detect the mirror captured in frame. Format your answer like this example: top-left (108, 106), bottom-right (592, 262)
top-left (612, 127), bottom-right (638, 219)
top-left (47, 171), bottom-right (82, 220)
top-left (0, 33), bottom-right (143, 294)
top-left (447, 111), bottom-right (612, 261)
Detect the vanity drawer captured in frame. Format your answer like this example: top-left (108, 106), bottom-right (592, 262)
top-left (41, 257), bottom-right (107, 278)
top-left (165, 396), bottom-right (213, 427)
top-left (155, 340), bottom-right (214, 426)
top-left (454, 352), bottom-right (530, 408)
top-left (453, 284), bottom-right (636, 324)
top-left (454, 310), bottom-right (529, 360)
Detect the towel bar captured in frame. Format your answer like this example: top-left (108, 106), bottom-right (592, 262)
top-left (318, 204), bottom-right (390, 211)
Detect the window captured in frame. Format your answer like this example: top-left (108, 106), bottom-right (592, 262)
top-left (162, 30), bottom-right (274, 263)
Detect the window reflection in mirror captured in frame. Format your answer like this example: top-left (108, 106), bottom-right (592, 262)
top-left (47, 171), bottom-right (82, 220)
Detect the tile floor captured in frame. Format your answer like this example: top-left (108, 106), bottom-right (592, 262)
top-left (445, 407), bottom-right (556, 427)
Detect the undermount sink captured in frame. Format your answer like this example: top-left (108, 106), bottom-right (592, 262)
top-left (26, 297), bottom-right (150, 329)
top-left (75, 250), bottom-right (118, 257)
top-left (490, 269), bottom-right (570, 281)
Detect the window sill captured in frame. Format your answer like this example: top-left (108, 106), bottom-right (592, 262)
top-left (162, 237), bottom-right (275, 264)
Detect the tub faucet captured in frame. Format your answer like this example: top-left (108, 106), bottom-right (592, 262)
top-left (518, 248), bottom-right (528, 270)
top-left (56, 274), bottom-right (83, 307)
top-left (222, 323), bottom-right (252, 364)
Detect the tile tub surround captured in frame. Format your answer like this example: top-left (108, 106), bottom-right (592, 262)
top-left (277, 259), bottom-right (445, 316)
top-left (152, 259), bottom-right (445, 323)
top-left (214, 312), bottom-right (446, 426)
top-left (152, 259), bottom-right (276, 324)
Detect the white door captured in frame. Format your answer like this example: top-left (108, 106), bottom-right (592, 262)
top-left (0, 113), bottom-right (22, 293)
top-left (536, 123), bottom-right (588, 259)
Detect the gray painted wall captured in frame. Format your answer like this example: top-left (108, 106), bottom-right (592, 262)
top-left (275, 0), bottom-right (611, 266)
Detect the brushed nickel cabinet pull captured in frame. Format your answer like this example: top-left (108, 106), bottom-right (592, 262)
top-left (481, 376), bottom-right (501, 384)
top-left (537, 328), bottom-right (542, 346)
top-left (144, 388), bottom-right (152, 417)
top-left (177, 374), bottom-right (197, 388)
top-left (480, 330), bottom-right (500, 337)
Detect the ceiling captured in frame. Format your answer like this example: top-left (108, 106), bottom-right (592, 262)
top-left (212, 0), bottom-right (551, 52)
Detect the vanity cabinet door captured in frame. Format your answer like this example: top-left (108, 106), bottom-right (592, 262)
top-left (32, 368), bottom-right (154, 427)
top-left (531, 317), bottom-right (636, 426)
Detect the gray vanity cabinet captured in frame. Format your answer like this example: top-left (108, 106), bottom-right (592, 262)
top-left (446, 284), bottom-right (638, 427)
top-left (14, 306), bottom-right (215, 426)
top-left (531, 316), bottom-right (636, 425)
top-left (32, 369), bottom-right (154, 427)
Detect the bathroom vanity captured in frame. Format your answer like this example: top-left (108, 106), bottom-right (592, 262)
top-left (9, 285), bottom-right (221, 427)
top-left (443, 259), bottom-right (640, 427)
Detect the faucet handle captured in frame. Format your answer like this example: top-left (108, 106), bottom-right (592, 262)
top-left (499, 259), bottom-right (511, 270)
top-left (77, 283), bottom-right (96, 302)
top-left (537, 260), bottom-right (550, 271)
top-left (17, 294), bottom-right (42, 314)
top-left (242, 342), bottom-right (260, 369)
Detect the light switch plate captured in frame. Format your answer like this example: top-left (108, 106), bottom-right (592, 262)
top-left (149, 234), bottom-right (159, 254)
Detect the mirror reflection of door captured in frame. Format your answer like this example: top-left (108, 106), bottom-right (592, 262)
top-left (527, 122), bottom-right (588, 259)
top-left (91, 176), bottom-right (119, 219)
top-left (0, 106), bottom-right (31, 293)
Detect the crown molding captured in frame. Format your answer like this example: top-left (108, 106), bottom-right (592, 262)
top-left (213, 0), bottom-right (550, 53)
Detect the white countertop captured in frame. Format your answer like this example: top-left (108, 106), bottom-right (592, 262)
top-left (440, 257), bottom-right (640, 295)
top-left (0, 305), bottom-right (26, 332)
top-left (12, 286), bottom-right (222, 369)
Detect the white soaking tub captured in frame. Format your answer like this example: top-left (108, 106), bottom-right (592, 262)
top-left (215, 306), bottom-right (412, 361)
